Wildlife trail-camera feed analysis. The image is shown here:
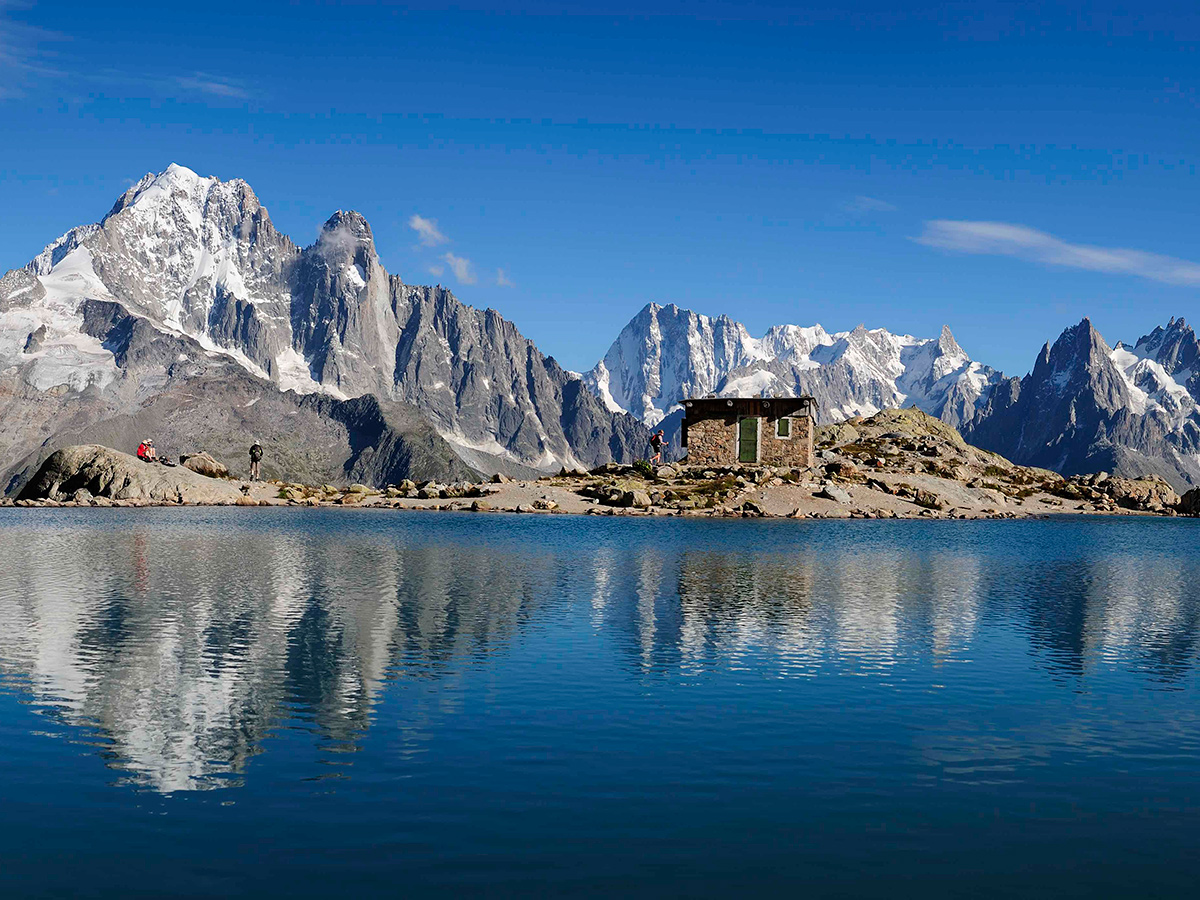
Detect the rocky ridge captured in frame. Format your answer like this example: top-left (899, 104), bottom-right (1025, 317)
top-left (12, 411), bottom-right (1193, 519)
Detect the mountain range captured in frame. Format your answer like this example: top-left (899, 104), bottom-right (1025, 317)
top-left (2, 164), bottom-right (1198, 492)
top-left (588, 303), bottom-right (1200, 489)
top-left (0, 165), bottom-right (646, 492)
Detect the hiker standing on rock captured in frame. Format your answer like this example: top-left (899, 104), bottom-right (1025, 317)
top-left (249, 441), bottom-right (263, 482)
top-left (650, 429), bottom-right (665, 465)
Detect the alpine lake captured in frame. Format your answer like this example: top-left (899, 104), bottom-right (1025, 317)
top-left (1, 508), bottom-right (1198, 897)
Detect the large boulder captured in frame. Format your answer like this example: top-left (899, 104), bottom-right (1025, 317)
top-left (1105, 476), bottom-right (1179, 511)
top-left (18, 445), bottom-right (244, 504)
top-left (181, 452), bottom-right (230, 479)
top-left (1179, 488), bottom-right (1200, 516)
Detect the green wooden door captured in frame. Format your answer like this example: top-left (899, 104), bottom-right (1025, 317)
top-left (738, 417), bottom-right (759, 463)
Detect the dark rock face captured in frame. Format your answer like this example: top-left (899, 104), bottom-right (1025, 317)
top-left (1180, 488), bottom-right (1200, 516)
top-left (19, 445), bottom-right (245, 503)
top-left (23, 325), bottom-right (46, 354)
top-left (962, 318), bottom-right (1200, 490)
top-left (963, 319), bottom-right (1129, 473)
top-left (1, 303), bottom-right (479, 495)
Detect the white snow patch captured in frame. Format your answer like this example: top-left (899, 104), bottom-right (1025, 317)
top-left (345, 263), bottom-right (366, 288)
top-left (274, 346), bottom-right (339, 397)
top-left (720, 370), bottom-right (778, 397)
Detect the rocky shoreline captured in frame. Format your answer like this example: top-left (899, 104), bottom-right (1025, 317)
top-left (7, 410), bottom-right (1200, 520)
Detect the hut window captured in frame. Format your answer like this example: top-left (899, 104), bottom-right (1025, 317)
top-left (776, 417), bottom-right (791, 439)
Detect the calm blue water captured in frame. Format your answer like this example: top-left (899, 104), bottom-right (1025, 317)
top-left (0, 509), bottom-right (1198, 897)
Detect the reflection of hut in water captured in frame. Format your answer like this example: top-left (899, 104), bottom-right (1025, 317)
top-left (680, 396), bottom-right (815, 467)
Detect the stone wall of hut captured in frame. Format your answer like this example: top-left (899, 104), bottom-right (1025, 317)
top-left (685, 413), bottom-right (813, 468)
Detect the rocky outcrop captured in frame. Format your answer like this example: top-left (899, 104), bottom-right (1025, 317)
top-left (181, 452), bottom-right (229, 479)
top-left (19, 445), bottom-right (245, 503)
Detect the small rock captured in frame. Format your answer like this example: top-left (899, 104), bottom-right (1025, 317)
top-left (816, 485), bottom-right (853, 504)
top-left (914, 488), bottom-right (944, 510)
top-left (627, 490), bottom-right (653, 509)
top-left (492, 472), bottom-right (511, 484)
top-left (825, 460), bottom-right (858, 479)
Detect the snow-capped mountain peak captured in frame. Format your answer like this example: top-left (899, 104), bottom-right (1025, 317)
top-left (585, 304), bottom-right (1003, 430)
top-left (1, 165), bottom-right (650, 479)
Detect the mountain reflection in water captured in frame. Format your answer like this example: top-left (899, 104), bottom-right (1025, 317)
top-left (0, 510), bottom-right (1197, 795)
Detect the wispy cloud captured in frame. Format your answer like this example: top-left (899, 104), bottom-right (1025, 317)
top-left (1, 7), bottom-right (252, 103)
top-left (915, 220), bottom-right (1200, 287)
top-left (408, 214), bottom-right (449, 247)
top-left (0, 2), bottom-right (66, 99)
top-left (427, 264), bottom-right (445, 278)
top-left (441, 252), bottom-right (475, 285)
top-left (844, 195), bottom-right (897, 214)
top-left (495, 268), bottom-right (514, 287)
top-left (173, 72), bottom-right (249, 99)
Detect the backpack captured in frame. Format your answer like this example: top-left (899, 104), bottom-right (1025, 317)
top-left (250, 444), bottom-right (263, 462)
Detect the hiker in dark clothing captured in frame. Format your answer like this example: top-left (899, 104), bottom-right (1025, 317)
top-left (649, 429), bottom-right (665, 465)
top-left (249, 441), bottom-right (263, 482)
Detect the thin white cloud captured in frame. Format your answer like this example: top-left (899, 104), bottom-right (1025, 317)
top-left (173, 72), bottom-right (249, 99)
top-left (844, 195), bottom-right (897, 213)
top-left (915, 220), bottom-right (1200, 287)
top-left (441, 252), bottom-right (475, 285)
top-left (495, 268), bottom-right (514, 287)
top-left (427, 265), bottom-right (445, 278)
top-left (0, 2), bottom-right (65, 99)
top-left (408, 214), bottom-right (449, 247)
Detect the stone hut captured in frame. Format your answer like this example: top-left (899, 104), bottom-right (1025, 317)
top-left (680, 396), bottom-right (815, 467)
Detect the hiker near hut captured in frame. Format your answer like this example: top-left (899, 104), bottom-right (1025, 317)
top-left (249, 441), bottom-right (263, 482)
top-left (650, 429), bottom-right (665, 465)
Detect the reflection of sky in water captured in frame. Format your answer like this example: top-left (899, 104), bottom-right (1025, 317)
top-left (1, 511), bottom-right (1200, 894)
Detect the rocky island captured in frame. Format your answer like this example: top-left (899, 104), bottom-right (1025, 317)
top-left (7, 409), bottom-right (1196, 519)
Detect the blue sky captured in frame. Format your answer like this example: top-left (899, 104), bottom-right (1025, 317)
top-left (2, 0), bottom-right (1199, 375)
